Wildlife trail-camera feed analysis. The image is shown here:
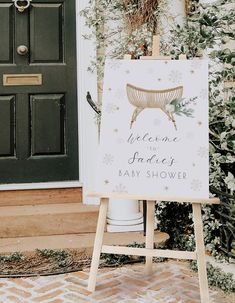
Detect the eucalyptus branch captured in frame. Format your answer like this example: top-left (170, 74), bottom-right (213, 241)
top-left (210, 186), bottom-right (235, 200)
top-left (209, 129), bottom-right (220, 139)
top-left (209, 120), bottom-right (225, 126)
top-left (209, 140), bottom-right (234, 153)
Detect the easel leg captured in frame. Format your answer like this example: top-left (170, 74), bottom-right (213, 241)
top-left (192, 203), bottom-right (210, 303)
top-left (145, 200), bottom-right (155, 275)
top-left (88, 198), bottom-right (109, 292)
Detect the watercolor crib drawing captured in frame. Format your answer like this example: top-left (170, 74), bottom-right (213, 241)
top-left (126, 84), bottom-right (183, 130)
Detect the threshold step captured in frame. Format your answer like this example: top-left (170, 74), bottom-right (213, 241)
top-left (0, 203), bottom-right (99, 238)
top-left (0, 231), bottom-right (169, 253)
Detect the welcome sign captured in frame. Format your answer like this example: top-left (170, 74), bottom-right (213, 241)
top-left (95, 59), bottom-right (209, 199)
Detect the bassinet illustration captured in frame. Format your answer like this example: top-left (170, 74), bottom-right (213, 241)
top-left (126, 84), bottom-right (183, 130)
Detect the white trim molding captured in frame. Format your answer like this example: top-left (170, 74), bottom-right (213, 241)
top-left (0, 181), bottom-right (83, 191)
top-left (76, 0), bottom-right (100, 204)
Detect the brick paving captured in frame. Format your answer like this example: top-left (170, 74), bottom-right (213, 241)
top-left (0, 260), bottom-right (234, 303)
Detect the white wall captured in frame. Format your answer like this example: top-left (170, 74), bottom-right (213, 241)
top-left (76, 0), bottom-right (100, 204)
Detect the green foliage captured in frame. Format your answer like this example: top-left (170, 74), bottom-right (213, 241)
top-left (82, 0), bottom-right (235, 258)
top-left (170, 97), bottom-right (198, 117)
top-left (168, 0), bottom-right (235, 58)
top-left (156, 202), bottom-right (194, 251)
top-left (36, 249), bottom-right (69, 267)
top-left (159, 0), bottom-right (235, 258)
top-left (80, 0), bottom-right (167, 77)
top-left (190, 261), bottom-right (235, 293)
top-left (0, 252), bottom-right (24, 263)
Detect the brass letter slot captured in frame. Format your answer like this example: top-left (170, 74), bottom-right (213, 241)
top-left (3, 74), bottom-right (42, 86)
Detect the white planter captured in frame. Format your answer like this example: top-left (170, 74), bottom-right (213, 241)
top-left (107, 199), bottom-right (144, 232)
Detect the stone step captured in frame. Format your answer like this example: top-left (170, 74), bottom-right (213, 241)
top-left (0, 231), bottom-right (169, 253)
top-left (0, 203), bottom-right (99, 238)
top-left (0, 187), bottom-right (82, 206)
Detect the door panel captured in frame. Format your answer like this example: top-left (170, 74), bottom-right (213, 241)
top-left (0, 0), bottom-right (78, 184)
top-left (30, 94), bottom-right (65, 156)
top-left (0, 95), bottom-right (15, 157)
top-left (0, 4), bottom-right (14, 63)
top-left (30, 4), bottom-right (63, 63)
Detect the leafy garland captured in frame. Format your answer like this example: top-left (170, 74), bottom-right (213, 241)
top-left (81, 0), bottom-right (235, 258)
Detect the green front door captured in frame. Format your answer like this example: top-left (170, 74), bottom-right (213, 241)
top-left (0, 0), bottom-right (79, 183)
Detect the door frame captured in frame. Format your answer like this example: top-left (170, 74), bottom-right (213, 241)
top-left (0, 0), bottom-right (98, 193)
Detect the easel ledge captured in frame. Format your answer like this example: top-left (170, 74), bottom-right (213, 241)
top-left (87, 192), bottom-right (220, 205)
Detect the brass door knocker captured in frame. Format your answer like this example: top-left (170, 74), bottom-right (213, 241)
top-left (13, 0), bottom-right (32, 12)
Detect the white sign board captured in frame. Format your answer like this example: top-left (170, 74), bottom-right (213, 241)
top-left (95, 59), bottom-right (209, 199)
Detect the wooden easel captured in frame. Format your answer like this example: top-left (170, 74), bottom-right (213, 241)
top-left (87, 36), bottom-right (220, 303)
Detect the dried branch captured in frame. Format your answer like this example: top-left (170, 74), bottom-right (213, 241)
top-left (121, 0), bottom-right (161, 32)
